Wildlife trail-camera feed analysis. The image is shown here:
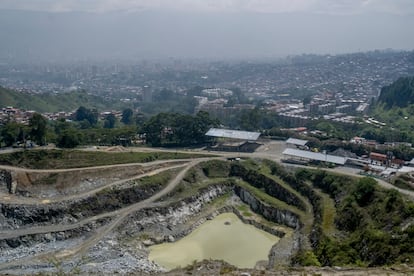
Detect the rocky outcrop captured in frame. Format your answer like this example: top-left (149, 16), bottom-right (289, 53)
top-left (230, 163), bottom-right (307, 211)
top-left (234, 185), bottom-right (301, 229)
top-left (120, 184), bottom-right (233, 240)
top-left (0, 217), bottom-right (111, 251)
top-left (0, 181), bottom-right (166, 230)
top-left (0, 170), bottom-right (15, 194)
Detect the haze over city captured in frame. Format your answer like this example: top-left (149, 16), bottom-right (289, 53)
top-left (0, 0), bottom-right (413, 62)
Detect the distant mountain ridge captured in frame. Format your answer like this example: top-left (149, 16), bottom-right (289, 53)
top-left (0, 86), bottom-right (123, 112)
top-left (378, 76), bottom-right (414, 108)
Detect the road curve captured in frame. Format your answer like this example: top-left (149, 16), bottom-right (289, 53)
top-left (0, 159), bottom-right (192, 173)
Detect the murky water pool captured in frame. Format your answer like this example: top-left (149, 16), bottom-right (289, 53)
top-left (148, 212), bottom-right (280, 269)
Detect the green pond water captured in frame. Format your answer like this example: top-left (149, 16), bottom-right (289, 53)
top-left (148, 212), bottom-right (280, 269)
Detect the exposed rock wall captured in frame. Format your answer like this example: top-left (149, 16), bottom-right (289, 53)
top-left (230, 163), bottom-right (307, 211)
top-left (119, 184), bottom-right (233, 240)
top-left (234, 185), bottom-right (301, 229)
top-left (0, 170), bottom-right (15, 194)
top-left (0, 182), bottom-right (165, 230)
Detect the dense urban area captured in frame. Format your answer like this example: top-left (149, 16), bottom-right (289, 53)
top-left (2, 50), bottom-right (414, 275)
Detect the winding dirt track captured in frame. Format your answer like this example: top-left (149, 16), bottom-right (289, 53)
top-left (0, 158), bottom-right (206, 270)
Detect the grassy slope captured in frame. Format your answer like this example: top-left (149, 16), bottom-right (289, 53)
top-left (314, 188), bottom-right (337, 236)
top-left (0, 86), bottom-right (126, 112)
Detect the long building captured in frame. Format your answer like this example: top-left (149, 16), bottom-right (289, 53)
top-left (282, 148), bottom-right (347, 165)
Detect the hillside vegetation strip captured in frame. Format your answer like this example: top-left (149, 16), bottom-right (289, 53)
top-left (0, 149), bottom-right (210, 169)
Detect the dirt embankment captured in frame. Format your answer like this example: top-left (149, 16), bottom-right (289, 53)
top-left (3, 162), bottom-right (182, 198)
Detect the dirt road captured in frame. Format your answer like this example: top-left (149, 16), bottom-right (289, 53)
top-left (0, 158), bottom-right (204, 270)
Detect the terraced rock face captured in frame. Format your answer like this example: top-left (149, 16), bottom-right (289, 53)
top-left (0, 152), bottom-right (414, 275)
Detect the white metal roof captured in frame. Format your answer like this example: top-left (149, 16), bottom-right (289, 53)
top-left (205, 128), bottom-right (261, 141)
top-left (283, 148), bottom-right (347, 165)
top-left (398, 166), bottom-right (414, 173)
top-left (286, 138), bottom-right (309, 146)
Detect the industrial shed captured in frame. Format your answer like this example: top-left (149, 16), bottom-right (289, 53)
top-left (282, 148), bottom-right (347, 165)
top-left (285, 138), bottom-right (309, 149)
top-left (205, 128), bottom-right (262, 152)
top-left (206, 128), bottom-right (261, 141)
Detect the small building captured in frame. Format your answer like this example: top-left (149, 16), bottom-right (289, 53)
top-left (370, 152), bottom-right (387, 165)
top-left (286, 138), bottom-right (309, 150)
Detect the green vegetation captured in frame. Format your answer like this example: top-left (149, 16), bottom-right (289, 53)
top-left (136, 169), bottom-right (176, 187)
top-left (315, 190), bottom-right (336, 236)
top-left (292, 250), bottom-right (321, 267)
top-left (392, 174), bottom-right (414, 191)
top-left (308, 170), bottom-right (414, 266)
top-left (142, 111), bottom-right (219, 147)
top-left (0, 98), bottom-right (222, 149)
top-left (228, 160), bottom-right (414, 267)
top-left (378, 76), bottom-right (414, 108)
top-left (236, 204), bottom-right (253, 217)
top-left (201, 160), bottom-right (231, 178)
top-left (0, 149), bottom-right (209, 169)
top-left (366, 76), bottom-right (414, 144)
top-left (235, 179), bottom-right (304, 219)
top-left (29, 113), bottom-right (47, 145)
top-left (0, 86), bottom-right (126, 113)
top-left (230, 162), bottom-right (307, 211)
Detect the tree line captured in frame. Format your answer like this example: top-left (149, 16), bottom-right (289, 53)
top-left (0, 106), bottom-right (219, 149)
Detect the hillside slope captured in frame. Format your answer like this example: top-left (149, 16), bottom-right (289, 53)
top-left (0, 86), bottom-right (125, 112)
top-left (378, 76), bottom-right (414, 108)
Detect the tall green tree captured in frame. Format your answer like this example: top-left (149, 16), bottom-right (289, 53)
top-left (57, 128), bottom-right (82, 148)
top-left (29, 113), bottom-right (47, 145)
top-left (142, 113), bottom-right (168, 146)
top-left (74, 106), bottom-right (98, 127)
top-left (103, 114), bottom-right (117, 129)
top-left (0, 122), bottom-right (26, 147)
top-left (121, 108), bottom-right (134, 125)
top-left (240, 108), bottom-right (261, 131)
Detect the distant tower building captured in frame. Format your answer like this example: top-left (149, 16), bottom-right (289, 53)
top-left (143, 85), bottom-right (152, 103)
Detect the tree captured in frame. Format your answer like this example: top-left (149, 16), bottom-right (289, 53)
top-left (29, 113), bottom-right (47, 145)
top-left (142, 111), bottom-right (220, 147)
top-left (135, 113), bottom-right (147, 128)
top-left (1, 122), bottom-right (26, 147)
top-left (240, 108), bottom-right (261, 131)
top-left (121, 108), bottom-right (134, 125)
top-left (192, 111), bottom-right (220, 143)
top-left (74, 106), bottom-right (89, 121)
top-left (74, 106), bottom-right (98, 127)
top-left (54, 118), bottom-right (71, 135)
top-left (353, 177), bottom-right (377, 206)
top-left (142, 113), bottom-right (167, 146)
top-left (103, 114), bottom-right (117, 129)
top-left (57, 128), bottom-right (81, 148)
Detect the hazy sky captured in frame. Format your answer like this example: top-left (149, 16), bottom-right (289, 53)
top-left (1, 0), bottom-right (414, 15)
top-left (0, 0), bottom-right (413, 61)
